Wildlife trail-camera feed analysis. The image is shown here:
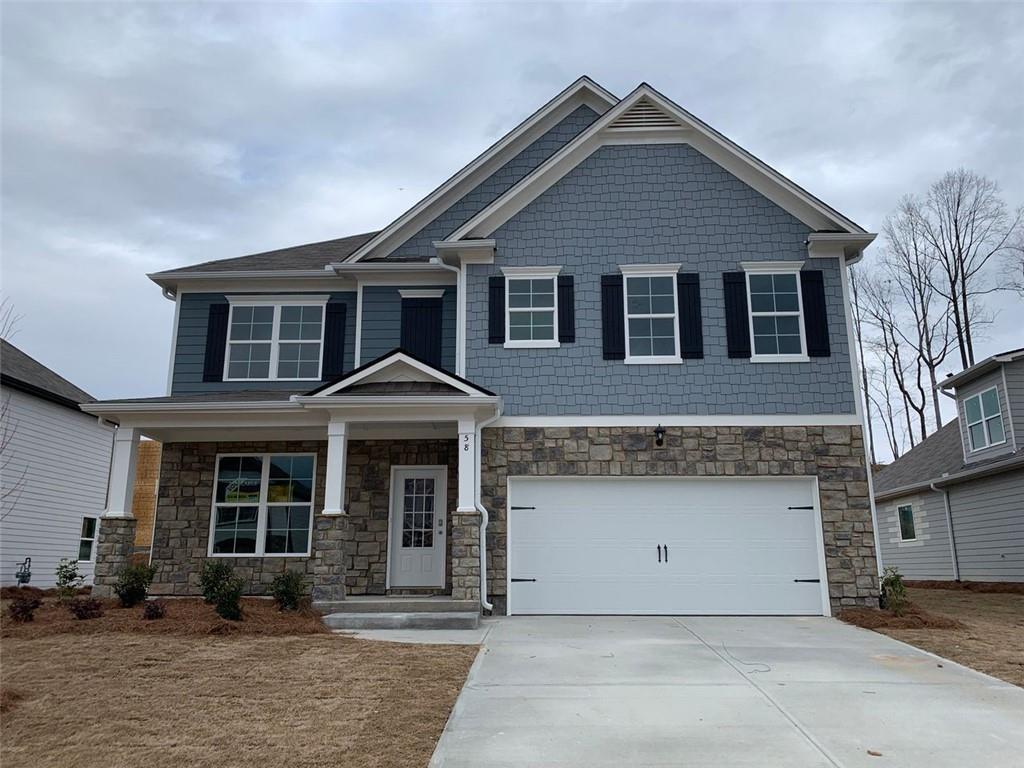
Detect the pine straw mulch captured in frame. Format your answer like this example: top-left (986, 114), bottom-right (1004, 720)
top-left (837, 602), bottom-right (966, 630)
top-left (904, 579), bottom-right (1024, 595)
top-left (1, 630), bottom-right (479, 768)
top-left (1, 595), bottom-right (329, 638)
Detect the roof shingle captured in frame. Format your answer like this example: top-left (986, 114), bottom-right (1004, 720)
top-left (1, 339), bottom-right (94, 406)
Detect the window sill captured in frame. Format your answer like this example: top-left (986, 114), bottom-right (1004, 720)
top-left (624, 356), bottom-right (682, 365)
top-left (504, 340), bottom-right (560, 349)
top-left (223, 377), bottom-right (322, 383)
top-left (749, 354), bottom-right (810, 364)
top-left (207, 552), bottom-right (312, 558)
top-left (967, 438), bottom-right (1007, 453)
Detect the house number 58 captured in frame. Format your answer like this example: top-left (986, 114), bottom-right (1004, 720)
top-left (463, 434), bottom-right (471, 451)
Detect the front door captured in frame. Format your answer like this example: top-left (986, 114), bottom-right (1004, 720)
top-left (388, 466), bottom-right (447, 588)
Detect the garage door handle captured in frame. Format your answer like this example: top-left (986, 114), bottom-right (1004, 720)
top-left (657, 545), bottom-right (662, 563)
top-left (511, 578), bottom-right (536, 583)
top-left (793, 578), bottom-right (820, 583)
top-left (788, 506), bottom-right (814, 510)
top-left (664, 544), bottom-right (668, 562)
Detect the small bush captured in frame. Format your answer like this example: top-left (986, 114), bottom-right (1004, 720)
top-left (55, 559), bottom-right (84, 602)
top-left (199, 560), bottom-right (235, 604)
top-left (143, 600), bottom-right (167, 620)
top-left (214, 576), bottom-right (244, 621)
top-left (113, 563), bottom-right (157, 608)
top-left (880, 566), bottom-right (908, 616)
top-left (67, 597), bottom-right (104, 620)
top-left (270, 570), bottom-right (306, 611)
top-left (7, 596), bottom-right (42, 622)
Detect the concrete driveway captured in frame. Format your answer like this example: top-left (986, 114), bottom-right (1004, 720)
top-left (429, 616), bottom-right (1024, 767)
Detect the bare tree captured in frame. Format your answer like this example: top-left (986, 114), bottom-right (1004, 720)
top-left (918, 169), bottom-right (1023, 367)
top-left (1001, 228), bottom-right (1024, 297)
top-left (881, 197), bottom-right (953, 429)
top-left (0, 298), bottom-right (21, 341)
top-left (0, 300), bottom-right (26, 518)
top-left (850, 267), bottom-right (877, 465)
top-left (867, 364), bottom-right (904, 461)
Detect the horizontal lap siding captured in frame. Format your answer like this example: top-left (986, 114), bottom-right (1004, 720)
top-left (1003, 359), bottom-right (1024, 449)
top-left (947, 469), bottom-right (1024, 581)
top-left (359, 286), bottom-right (456, 370)
top-left (876, 491), bottom-right (955, 580)
top-left (0, 389), bottom-right (113, 585)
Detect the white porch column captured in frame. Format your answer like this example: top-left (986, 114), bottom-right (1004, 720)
top-left (103, 427), bottom-right (140, 518)
top-left (457, 417), bottom-right (476, 512)
top-left (322, 420), bottom-right (348, 515)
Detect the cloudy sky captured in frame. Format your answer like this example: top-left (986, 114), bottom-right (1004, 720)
top-left (2, 2), bottom-right (1022, 433)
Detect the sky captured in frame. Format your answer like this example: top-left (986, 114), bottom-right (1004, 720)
top-left (2, 2), bottom-right (1022, 448)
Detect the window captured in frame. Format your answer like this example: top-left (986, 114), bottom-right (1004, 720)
top-left (225, 297), bottom-right (327, 381)
top-left (78, 517), bottom-right (97, 561)
top-left (622, 266), bottom-right (680, 363)
top-left (897, 505), bottom-right (916, 541)
top-left (210, 454), bottom-right (316, 557)
top-left (503, 267), bottom-right (560, 348)
top-left (964, 386), bottom-right (1005, 451)
top-left (743, 264), bottom-right (807, 361)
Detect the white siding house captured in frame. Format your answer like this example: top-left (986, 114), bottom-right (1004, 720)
top-left (1, 340), bottom-right (113, 586)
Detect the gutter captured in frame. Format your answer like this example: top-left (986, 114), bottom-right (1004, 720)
top-left (429, 257), bottom-right (467, 376)
top-left (474, 404), bottom-right (503, 613)
top-left (931, 482), bottom-right (961, 581)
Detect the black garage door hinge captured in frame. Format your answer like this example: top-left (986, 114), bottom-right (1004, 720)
top-left (793, 578), bottom-right (821, 583)
top-left (510, 578), bottom-right (537, 583)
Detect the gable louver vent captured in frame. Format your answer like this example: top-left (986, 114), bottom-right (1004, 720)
top-left (609, 98), bottom-right (679, 129)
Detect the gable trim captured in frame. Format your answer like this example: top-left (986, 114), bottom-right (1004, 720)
top-left (307, 349), bottom-right (496, 397)
top-left (343, 77), bottom-right (617, 264)
top-left (448, 83), bottom-right (867, 242)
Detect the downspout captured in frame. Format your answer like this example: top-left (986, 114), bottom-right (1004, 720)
top-left (429, 257), bottom-right (465, 377)
top-left (931, 481), bottom-right (961, 581)
top-left (474, 405), bottom-right (502, 612)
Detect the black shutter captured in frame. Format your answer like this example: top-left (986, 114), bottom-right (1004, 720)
top-left (202, 303), bottom-right (229, 382)
top-left (557, 275), bottom-right (575, 343)
top-left (488, 276), bottom-right (505, 344)
top-left (676, 273), bottom-right (703, 359)
top-left (321, 303), bottom-right (348, 379)
top-left (723, 272), bottom-right (751, 359)
top-left (400, 298), bottom-right (443, 366)
top-left (800, 270), bottom-right (831, 357)
top-left (600, 274), bottom-right (625, 360)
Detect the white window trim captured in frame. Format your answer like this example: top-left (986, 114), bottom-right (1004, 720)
top-left (897, 504), bottom-right (917, 542)
top-left (741, 262), bottom-right (808, 363)
top-left (207, 452), bottom-right (317, 558)
top-left (501, 266), bottom-right (561, 349)
top-left (78, 516), bottom-right (98, 563)
top-left (223, 296), bottom-right (329, 382)
top-left (398, 289), bottom-right (446, 299)
top-left (964, 386), bottom-right (1007, 452)
top-left (620, 264), bottom-right (681, 365)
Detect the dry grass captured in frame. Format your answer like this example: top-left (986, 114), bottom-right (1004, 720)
top-left (2, 597), bottom-right (328, 638)
top-left (841, 588), bottom-right (1024, 687)
top-left (1, 631), bottom-right (478, 768)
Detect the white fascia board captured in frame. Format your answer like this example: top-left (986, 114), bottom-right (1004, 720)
top-left (343, 77), bottom-right (617, 263)
top-left (807, 233), bottom-right (877, 263)
top-left (432, 240), bottom-right (496, 264)
top-left (449, 83), bottom-right (866, 241)
top-left (314, 351), bottom-right (489, 397)
top-left (149, 270), bottom-right (345, 295)
top-left (82, 400), bottom-right (303, 416)
top-left (293, 395), bottom-right (500, 408)
top-left (939, 350), bottom-right (1024, 390)
top-left (492, 414), bottom-right (862, 427)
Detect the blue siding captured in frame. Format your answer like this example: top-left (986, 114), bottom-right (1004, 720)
top-left (171, 292), bottom-right (356, 394)
top-left (387, 105), bottom-right (600, 260)
top-left (359, 286), bottom-right (456, 370)
top-left (465, 143), bottom-right (857, 416)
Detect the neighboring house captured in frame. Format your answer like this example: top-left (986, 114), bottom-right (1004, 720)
top-left (0, 339), bottom-right (114, 586)
top-left (873, 349), bottom-right (1024, 582)
top-left (82, 77), bottom-right (881, 621)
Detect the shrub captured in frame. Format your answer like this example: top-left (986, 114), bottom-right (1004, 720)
top-left (880, 566), bottom-right (908, 616)
top-left (55, 559), bottom-right (84, 602)
top-left (67, 597), bottom-right (104, 620)
top-left (214, 576), bottom-right (244, 621)
top-left (113, 563), bottom-right (157, 608)
top-left (199, 560), bottom-right (235, 604)
top-left (7, 596), bottom-right (42, 622)
top-left (270, 570), bottom-right (306, 611)
top-left (143, 600), bottom-right (167, 620)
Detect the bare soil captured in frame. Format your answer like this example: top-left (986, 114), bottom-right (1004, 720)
top-left (1, 624), bottom-right (478, 767)
top-left (841, 588), bottom-right (1024, 687)
top-left (904, 579), bottom-right (1024, 595)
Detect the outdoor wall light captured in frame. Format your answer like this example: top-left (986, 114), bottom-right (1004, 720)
top-left (653, 424), bottom-right (666, 447)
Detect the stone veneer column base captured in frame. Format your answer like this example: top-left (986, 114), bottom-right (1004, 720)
top-left (450, 508), bottom-right (480, 603)
top-left (92, 517), bottom-right (138, 598)
top-left (311, 514), bottom-right (350, 602)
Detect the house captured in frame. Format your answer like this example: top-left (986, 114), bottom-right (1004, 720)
top-left (0, 339), bottom-right (114, 586)
top-left (873, 349), bottom-right (1024, 582)
top-left (82, 77), bottom-right (881, 623)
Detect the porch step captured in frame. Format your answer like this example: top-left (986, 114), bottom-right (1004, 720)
top-left (322, 611), bottom-right (480, 631)
top-left (313, 597), bottom-right (477, 615)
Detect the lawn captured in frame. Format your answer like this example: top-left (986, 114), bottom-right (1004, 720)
top-left (842, 587), bottom-right (1024, 687)
top-left (1, 597), bottom-right (478, 768)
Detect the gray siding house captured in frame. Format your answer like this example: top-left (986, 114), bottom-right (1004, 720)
top-left (873, 349), bottom-right (1024, 582)
top-left (83, 78), bottom-right (882, 623)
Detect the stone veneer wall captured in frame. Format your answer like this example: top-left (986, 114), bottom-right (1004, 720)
top-left (479, 425), bottom-right (878, 614)
top-left (92, 518), bottom-right (138, 598)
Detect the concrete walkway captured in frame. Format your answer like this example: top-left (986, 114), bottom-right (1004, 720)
top-left (429, 616), bottom-right (1024, 767)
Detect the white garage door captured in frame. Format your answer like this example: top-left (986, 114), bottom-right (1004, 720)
top-left (507, 477), bottom-right (828, 616)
